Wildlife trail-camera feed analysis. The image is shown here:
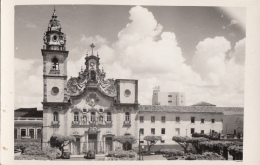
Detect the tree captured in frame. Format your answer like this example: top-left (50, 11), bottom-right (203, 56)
top-left (143, 135), bottom-right (162, 152)
top-left (113, 133), bottom-right (137, 150)
top-left (50, 134), bottom-right (76, 155)
top-left (172, 136), bottom-right (192, 153)
top-left (189, 137), bottom-right (209, 154)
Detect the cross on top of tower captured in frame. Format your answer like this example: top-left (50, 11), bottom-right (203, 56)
top-left (90, 43), bottom-right (95, 55)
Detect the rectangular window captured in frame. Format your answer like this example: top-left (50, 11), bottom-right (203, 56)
top-left (175, 128), bottom-right (180, 135)
top-left (212, 119), bottom-right (215, 123)
top-left (191, 128), bottom-right (195, 134)
top-left (140, 141), bottom-right (144, 143)
top-left (151, 128), bottom-right (155, 135)
top-left (201, 130), bottom-right (204, 134)
top-left (37, 129), bottom-right (42, 139)
top-left (21, 129), bottom-right (26, 137)
top-left (151, 116), bottom-right (155, 123)
top-left (14, 129), bottom-right (17, 139)
top-left (161, 140), bottom-right (165, 143)
top-left (161, 116), bottom-right (166, 123)
top-left (201, 119), bottom-right (204, 123)
top-left (191, 117), bottom-right (195, 123)
top-left (168, 101), bottom-right (172, 103)
top-left (140, 128), bottom-right (144, 135)
top-left (168, 95), bottom-right (172, 97)
top-left (176, 117), bottom-right (180, 123)
top-left (161, 128), bottom-right (165, 134)
top-left (140, 116), bottom-right (144, 123)
top-left (29, 129), bottom-right (34, 139)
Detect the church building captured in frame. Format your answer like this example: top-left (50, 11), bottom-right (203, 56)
top-left (36, 9), bottom-right (244, 155)
top-left (41, 9), bottom-right (138, 154)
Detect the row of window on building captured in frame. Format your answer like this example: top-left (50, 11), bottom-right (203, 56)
top-left (139, 128), bottom-right (218, 136)
top-left (139, 116), bottom-right (220, 123)
top-left (14, 128), bottom-right (42, 139)
top-left (53, 112), bottom-right (131, 122)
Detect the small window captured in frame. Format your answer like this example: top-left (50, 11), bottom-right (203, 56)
top-left (176, 117), bottom-right (180, 123)
top-left (201, 130), bottom-right (204, 134)
top-left (168, 101), bottom-right (172, 103)
top-left (29, 129), bottom-right (34, 139)
top-left (107, 112), bottom-right (112, 121)
top-left (37, 129), bottom-right (42, 139)
top-left (191, 117), bottom-right (195, 123)
top-left (161, 116), bottom-right (166, 123)
top-left (140, 116), bottom-right (144, 123)
top-left (151, 116), bottom-right (155, 123)
top-left (124, 89), bottom-right (131, 97)
top-left (161, 140), bottom-right (165, 143)
top-left (140, 128), bottom-right (144, 135)
top-left (212, 119), bottom-right (215, 123)
top-left (52, 58), bottom-right (59, 70)
top-left (83, 109), bottom-right (87, 113)
top-left (168, 95), bottom-right (172, 97)
top-left (91, 70), bottom-right (96, 81)
top-left (161, 128), bottom-right (165, 135)
top-left (125, 112), bottom-right (130, 121)
top-left (191, 128), bottom-right (195, 134)
top-left (21, 129), bottom-right (26, 137)
top-left (14, 129), bottom-right (18, 139)
top-left (151, 128), bottom-right (155, 135)
top-left (140, 141), bottom-right (144, 143)
top-left (74, 112), bottom-right (79, 121)
top-left (201, 119), bottom-right (204, 123)
top-left (175, 128), bottom-right (180, 135)
top-left (91, 112), bottom-right (95, 121)
top-left (53, 112), bottom-right (59, 121)
top-left (99, 109), bottom-right (103, 113)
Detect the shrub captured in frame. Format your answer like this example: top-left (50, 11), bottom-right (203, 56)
top-left (15, 155), bottom-right (49, 160)
top-left (170, 152), bottom-right (225, 160)
top-left (15, 141), bottom-right (41, 153)
top-left (228, 145), bottom-right (243, 160)
top-left (24, 145), bottom-right (44, 155)
top-left (107, 150), bottom-right (136, 159)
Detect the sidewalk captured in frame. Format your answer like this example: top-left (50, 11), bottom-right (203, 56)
top-left (142, 155), bottom-right (167, 160)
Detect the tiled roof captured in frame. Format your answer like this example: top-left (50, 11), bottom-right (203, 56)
top-left (15, 108), bottom-right (43, 118)
top-left (191, 101), bottom-right (216, 106)
top-left (139, 105), bottom-right (243, 114)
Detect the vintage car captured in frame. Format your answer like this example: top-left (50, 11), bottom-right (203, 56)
top-left (84, 150), bottom-right (96, 159)
top-left (61, 151), bottom-right (70, 159)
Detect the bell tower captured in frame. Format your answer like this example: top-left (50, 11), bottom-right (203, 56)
top-left (41, 8), bottom-right (69, 103)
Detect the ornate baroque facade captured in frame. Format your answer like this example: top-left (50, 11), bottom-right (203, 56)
top-left (41, 9), bottom-right (138, 154)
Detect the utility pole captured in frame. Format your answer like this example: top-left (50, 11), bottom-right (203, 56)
top-left (139, 129), bottom-right (141, 160)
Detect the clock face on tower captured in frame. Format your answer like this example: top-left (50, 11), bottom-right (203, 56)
top-left (90, 62), bottom-right (95, 68)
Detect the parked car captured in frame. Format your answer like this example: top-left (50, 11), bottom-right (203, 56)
top-left (61, 151), bottom-right (70, 159)
top-left (84, 150), bottom-right (95, 159)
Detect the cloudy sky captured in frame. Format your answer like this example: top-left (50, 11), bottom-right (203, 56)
top-left (15, 5), bottom-right (246, 109)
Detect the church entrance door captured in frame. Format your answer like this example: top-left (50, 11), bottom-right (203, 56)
top-left (74, 138), bottom-right (80, 155)
top-left (105, 137), bottom-right (113, 152)
top-left (88, 134), bottom-right (97, 153)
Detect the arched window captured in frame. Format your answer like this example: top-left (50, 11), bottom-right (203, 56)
top-left (74, 112), bottom-right (79, 121)
top-left (53, 112), bottom-right (59, 121)
top-left (91, 112), bottom-right (95, 121)
top-left (125, 112), bottom-right (130, 121)
top-left (90, 70), bottom-right (96, 81)
top-left (99, 115), bottom-right (103, 122)
top-left (52, 58), bottom-right (59, 70)
top-left (107, 112), bottom-right (112, 121)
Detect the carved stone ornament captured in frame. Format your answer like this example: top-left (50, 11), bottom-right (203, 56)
top-left (86, 93), bottom-right (100, 107)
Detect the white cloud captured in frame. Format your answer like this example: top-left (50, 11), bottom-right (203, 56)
top-left (15, 6), bottom-right (245, 109)
top-left (15, 58), bottom-right (43, 109)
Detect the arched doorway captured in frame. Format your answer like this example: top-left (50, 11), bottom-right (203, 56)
top-left (105, 137), bottom-right (113, 152)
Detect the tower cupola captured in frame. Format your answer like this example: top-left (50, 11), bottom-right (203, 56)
top-left (43, 7), bottom-right (66, 51)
